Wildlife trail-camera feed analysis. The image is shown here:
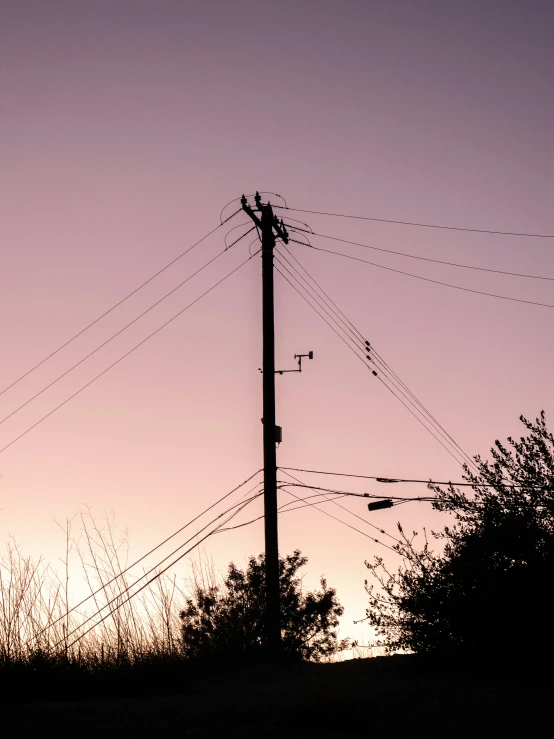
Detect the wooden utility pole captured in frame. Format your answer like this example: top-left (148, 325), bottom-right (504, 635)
top-left (241, 192), bottom-right (288, 655)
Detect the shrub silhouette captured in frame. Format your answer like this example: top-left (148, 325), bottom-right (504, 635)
top-left (180, 550), bottom-right (347, 661)
top-left (366, 412), bottom-right (554, 664)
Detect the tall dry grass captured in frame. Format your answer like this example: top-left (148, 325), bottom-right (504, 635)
top-left (0, 510), bottom-right (185, 672)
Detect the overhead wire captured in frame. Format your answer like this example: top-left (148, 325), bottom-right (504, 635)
top-left (275, 249), bottom-right (365, 349)
top-left (216, 491), bottom-right (352, 533)
top-left (274, 247), bottom-right (475, 471)
top-left (299, 229), bottom-right (554, 282)
top-left (279, 239), bottom-right (467, 464)
top-left (0, 211), bottom-right (242, 399)
top-left (279, 466), bottom-right (547, 490)
top-left (0, 251), bottom-right (259, 457)
top-left (273, 258), bottom-right (469, 469)
top-left (274, 204), bottom-right (554, 239)
top-left (373, 371), bottom-right (472, 469)
top-left (273, 258), bottom-right (363, 364)
top-left (371, 351), bottom-right (474, 470)
top-left (367, 344), bottom-right (443, 425)
top-left (27, 469), bottom-right (263, 646)
top-left (279, 248), bottom-right (471, 467)
top-left (276, 246), bottom-right (441, 430)
top-left (290, 237), bottom-right (554, 311)
top-left (224, 223), bottom-right (256, 249)
top-left (0, 233), bottom-right (253, 429)
top-left (279, 238), bottom-right (478, 471)
top-left (277, 470), bottom-right (401, 554)
top-left (280, 243), bottom-right (365, 343)
top-left (280, 479), bottom-right (550, 514)
top-left (279, 235), bottom-right (532, 472)
top-left (63, 493), bottom-right (263, 651)
top-left (279, 470), bottom-right (405, 544)
top-left (57, 488), bottom-right (264, 650)
top-left (279, 242), bottom-right (456, 413)
top-left (280, 481), bottom-right (436, 503)
top-left (278, 490), bottom-right (351, 509)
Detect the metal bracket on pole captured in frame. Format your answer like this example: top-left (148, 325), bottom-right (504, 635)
top-left (276, 351), bottom-right (314, 375)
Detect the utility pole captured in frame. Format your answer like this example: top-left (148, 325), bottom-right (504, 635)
top-left (241, 192), bottom-right (288, 655)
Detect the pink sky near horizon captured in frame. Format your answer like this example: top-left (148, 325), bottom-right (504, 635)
top-left (1, 0), bottom-right (554, 647)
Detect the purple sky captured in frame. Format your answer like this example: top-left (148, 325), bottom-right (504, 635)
top-left (1, 1), bottom-right (554, 647)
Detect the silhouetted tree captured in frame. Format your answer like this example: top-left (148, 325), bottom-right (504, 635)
top-left (365, 412), bottom-right (554, 664)
top-left (180, 550), bottom-right (348, 661)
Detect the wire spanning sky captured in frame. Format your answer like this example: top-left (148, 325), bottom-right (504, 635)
top-left (1, 0), bottom-right (553, 648)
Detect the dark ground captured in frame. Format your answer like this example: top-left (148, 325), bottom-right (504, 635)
top-left (2, 655), bottom-right (551, 738)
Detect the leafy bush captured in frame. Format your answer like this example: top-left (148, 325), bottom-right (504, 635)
top-left (365, 412), bottom-right (554, 664)
top-left (180, 550), bottom-right (348, 661)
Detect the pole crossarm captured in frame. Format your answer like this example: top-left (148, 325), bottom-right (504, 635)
top-left (242, 192), bottom-right (289, 244)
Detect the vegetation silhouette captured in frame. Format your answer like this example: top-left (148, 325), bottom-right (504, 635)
top-left (0, 513), bottom-right (193, 701)
top-left (6, 411), bottom-right (554, 711)
top-left (180, 550), bottom-right (348, 663)
top-left (366, 411), bottom-right (554, 666)
top-left (0, 511), bottom-right (346, 701)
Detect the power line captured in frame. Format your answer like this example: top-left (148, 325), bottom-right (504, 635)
top-left (274, 252), bottom-right (462, 469)
top-left (274, 254), bottom-right (474, 470)
top-left (57, 488), bottom-right (263, 648)
top-left (280, 243), bottom-right (365, 341)
top-left (0, 212), bottom-right (241, 399)
top-left (27, 469), bottom-right (263, 646)
top-left (369, 352), bottom-right (476, 471)
top-left (281, 480), bottom-right (550, 514)
top-left (222, 221), bottom-right (259, 250)
top-left (374, 373), bottom-right (470, 470)
top-left (294, 228), bottom-right (554, 281)
top-left (279, 481), bottom-right (435, 504)
top-left (278, 245), bottom-right (469, 464)
top-left (273, 261), bottom-right (375, 379)
top-left (275, 244), bottom-right (476, 469)
top-left (225, 225), bottom-right (256, 249)
top-left (275, 205), bottom-right (554, 239)
top-left (278, 472), bottom-right (400, 554)
top-left (278, 246), bottom-right (365, 347)
top-left (1, 241), bottom-right (250, 429)
top-left (279, 466), bottom-right (546, 490)
top-left (274, 251), bottom-right (369, 361)
top-left (0, 252), bottom-right (258, 457)
top-left (279, 491), bottom-right (350, 509)
top-left (64, 492), bottom-right (263, 647)
top-left (279, 470), bottom-right (404, 545)
top-left (217, 491), bottom-right (352, 533)
top-left (216, 474), bottom-right (405, 549)
top-left (274, 260), bottom-right (368, 371)
top-left (276, 244), bottom-right (477, 472)
top-left (290, 238), bottom-right (554, 311)
top-left (62, 490), bottom-right (263, 650)
top-left (273, 259), bottom-right (470, 470)
top-left (275, 252), bottom-right (365, 353)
